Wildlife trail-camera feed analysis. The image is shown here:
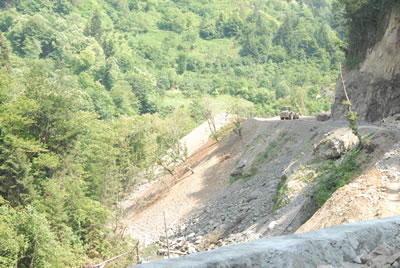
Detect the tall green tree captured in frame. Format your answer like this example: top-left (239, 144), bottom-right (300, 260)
top-left (0, 32), bottom-right (9, 69)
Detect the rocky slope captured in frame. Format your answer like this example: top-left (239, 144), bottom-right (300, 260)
top-left (332, 7), bottom-right (400, 121)
top-left (122, 115), bottom-right (400, 261)
top-left (134, 217), bottom-right (400, 268)
top-left (297, 137), bottom-right (400, 234)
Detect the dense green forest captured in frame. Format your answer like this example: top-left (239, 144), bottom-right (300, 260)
top-left (0, 0), bottom-right (354, 266)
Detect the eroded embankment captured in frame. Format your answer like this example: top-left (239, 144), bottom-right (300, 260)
top-left (123, 116), bottom-right (400, 261)
top-left (134, 217), bottom-right (400, 268)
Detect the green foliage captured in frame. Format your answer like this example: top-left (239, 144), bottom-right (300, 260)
top-left (0, 31), bottom-right (10, 69)
top-left (335, 0), bottom-right (398, 67)
top-left (251, 132), bottom-right (290, 171)
top-left (0, 0), bottom-right (345, 265)
top-left (273, 179), bottom-right (290, 212)
top-left (228, 98), bottom-right (254, 138)
top-left (0, 204), bottom-right (84, 267)
top-left (342, 100), bottom-right (362, 146)
top-left (190, 97), bottom-right (220, 142)
top-left (313, 148), bottom-right (361, 207)
top-left (86, 10), bottom-right (103, 42)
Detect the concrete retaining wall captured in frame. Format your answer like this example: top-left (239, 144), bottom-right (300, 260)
top-left (134, 217), bottom-right (400, 268)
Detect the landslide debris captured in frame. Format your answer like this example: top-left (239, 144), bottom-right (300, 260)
top-left (122, 115), bottom-right (400, 261)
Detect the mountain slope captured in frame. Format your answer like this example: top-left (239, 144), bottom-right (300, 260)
top-left (123, 116), bottom-right (400, 261)
top-left (332, 5), bottom-right (400, 121)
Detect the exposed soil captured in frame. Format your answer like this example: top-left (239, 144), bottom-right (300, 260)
top-left (298, 131), bottom-right (400, 233)
top-left (122, 116), bottom-right (250, 245)
top-left (297, 168), bottom-right (400, 233)
top-left (121, 116), bottom-right (400, 259)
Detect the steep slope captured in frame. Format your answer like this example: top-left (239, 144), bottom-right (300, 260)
top-left (123, 117), bottom-right (398, 260)
top-left (297, 127), bottom-right (400, 233)
top-left (332, 7), bottom-right (400, 121)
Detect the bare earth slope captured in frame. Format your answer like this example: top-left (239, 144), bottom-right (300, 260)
top-left (122, 117), bottom-right (400, 257)
top-left (297, 133), bottom-right (400, 233)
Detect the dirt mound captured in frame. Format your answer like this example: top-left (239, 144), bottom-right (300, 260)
top-left (297, 131), bottom-right (400, 234)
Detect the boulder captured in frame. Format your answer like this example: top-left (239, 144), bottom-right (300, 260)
top-left (316, 113), bottom-right (331, 121)
top-left (313, 129), bottom-right (358, 159)
top-left (376, 144), bottom-right (400, 180)
top-left (235, 159), bottom-right (247, 169)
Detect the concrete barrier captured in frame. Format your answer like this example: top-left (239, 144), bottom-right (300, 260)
top-left (134, 217), bottom-right (400, 268)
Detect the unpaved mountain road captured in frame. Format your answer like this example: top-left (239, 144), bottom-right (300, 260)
top-left (121, 116), bottom-right (400, 252)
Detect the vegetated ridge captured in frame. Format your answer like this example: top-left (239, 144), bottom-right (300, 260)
top-left (122, 3), bottom-right (400, 263)
top-left (0, 0), bottom-right (345, 266)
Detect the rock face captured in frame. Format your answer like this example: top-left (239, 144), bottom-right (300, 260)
top-left (332, 8), bottom-right (400, 122)
top-left (134, 217), bottom-right (400, 268)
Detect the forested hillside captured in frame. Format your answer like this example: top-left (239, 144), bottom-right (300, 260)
top-left (0, 0), bottom-right (344, 266)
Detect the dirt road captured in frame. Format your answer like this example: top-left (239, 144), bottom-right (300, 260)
top-left (121, 117), bottom-right (400, 254)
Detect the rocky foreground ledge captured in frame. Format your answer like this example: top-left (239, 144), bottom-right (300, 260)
top-left (134, 217), bottom-right (400, 268)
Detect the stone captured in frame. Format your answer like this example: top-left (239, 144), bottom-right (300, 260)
top-left (268, 221), bottom-right (278, 231)
top-left (386, 183), bottom-right (400, 192)
top-left (187, 246), bottom-right (196, 254)
top-left (316, 113), bottom-right (331, 121)
top-left (360, 254), bottom-right (369, 264)
top-left (349, 238), bottom-right (360, 249)
top-left (392, 261), bottom-right (400, 268)
top-left (236, 159), bottom-right (247, 169)
top-left (133, 217), bottom-right (400, 268)
top-left (340, 262), bottom-right (364, 268)
top-left (353, 255), bottom-right (362, 264)
top-left (370, 244), bottom-right (395, 256)
top-left (313, 129), bottom-right (358, 159)
top-left (376, 144), bottom-right (400, 180)
top-left (387, 252), bottom-right (400, 264)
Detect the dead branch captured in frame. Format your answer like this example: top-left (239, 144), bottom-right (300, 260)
top-left (94, 242), bottom-right (140, 267)
top-left (94, 251), bottom-right (131, 267)
top-left (157, 249), bottom-right (186, 256)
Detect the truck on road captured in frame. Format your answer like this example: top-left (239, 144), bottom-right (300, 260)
top-left (280, 106), bottom-right (299, 120)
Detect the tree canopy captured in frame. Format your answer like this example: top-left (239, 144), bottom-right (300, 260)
top-left (0, 0), bottom-right (347, 266)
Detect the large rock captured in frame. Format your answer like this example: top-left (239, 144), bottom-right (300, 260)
top-left (134, 217), bottom-right (400, 268)
top-left (313, 129), bottom-right (358, 159)
top-left (376, 143), bottom-right (400, 180)
top-left (316, 113), bottom-right (331, 121)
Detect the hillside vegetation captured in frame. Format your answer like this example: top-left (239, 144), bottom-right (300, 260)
top-left (336, 0), bottom-right (400, 67)
top-left (0, 0), bottom-right (346, 266)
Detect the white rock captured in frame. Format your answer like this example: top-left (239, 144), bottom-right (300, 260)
top-left (353, 255), bottom-right (362, 264)
top-left (188, 233), bottom-right (195, 238)
top-left (268, 221), bottom-right (278, 231)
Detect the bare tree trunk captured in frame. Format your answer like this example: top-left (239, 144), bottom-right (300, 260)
top-left (163, 211), bottom-right (170, 259)
top-left (136, 241), bottom-right (141, 264)
top-left (340, 65), bottom-right (362, 147)
top-left (29, 237), bottom-right (39, 268)
top-left (340, 65), bottom-right (352, 113)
